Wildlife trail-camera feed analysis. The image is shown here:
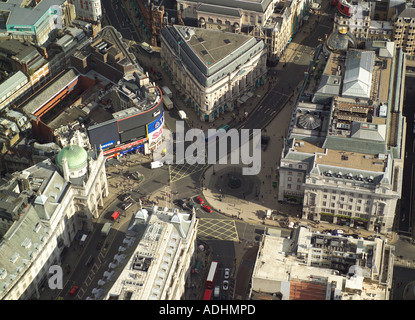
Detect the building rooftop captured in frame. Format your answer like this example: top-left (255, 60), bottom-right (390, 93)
top-left (342, 50), bottom-right (375, 99)
top-left (20, 68), bottom-right (79, 117)
top-left (162, 25), bottom-right (266, 87)
top-left (103, 206), bottom-right (196, 300)
top-left (251, 227), bottom-right (393, 300)
top-left (183, 0), bottom-right (273, 13)
top-left (0, 0), bottom-right (65, 28)
top-left (174, 25), bottom-right (253, 70)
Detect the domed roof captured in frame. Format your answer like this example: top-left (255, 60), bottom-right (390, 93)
top-left (56, 145), bottom-right (88, 169)
top-left (297, 113), bottom-right (321, 130)
top-left (326, 28), bottom-right (357, 52)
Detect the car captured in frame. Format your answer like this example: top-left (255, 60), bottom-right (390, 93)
top-left (121, 201), bottom-right (132, 211)
top-left (222, 280), bottom-right (229, 291)
top-left (111, 210), bottom-right (120, 220)
top-left (174, 199), bottom-right (188, 210)
top-left (224, 268), bottom-right (230, 279)
top-left (96, 241), bottom-right (103, 250)
top-left (155, 71), bottom-right (163, 80)
top-left (203, 205), bottom-right (213, 213)
top-left (261, 135), bottom-right (270, 152)
top-left (119, 193), bottom-right (131, 202)
top-left (69, 285), bottom-right (79, 296)
top-left (188, 201), bottom-right (198, 209)
top-left (195, 196), bottom-right (204, 204)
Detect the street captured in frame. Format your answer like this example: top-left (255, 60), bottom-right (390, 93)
top-left (41, 1), bottom-right (415, 301)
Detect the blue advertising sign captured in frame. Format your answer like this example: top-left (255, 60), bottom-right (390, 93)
top-left (99, 140), bottom-right (115, 149)
top-left (147, 112), bottom-right (164, 134)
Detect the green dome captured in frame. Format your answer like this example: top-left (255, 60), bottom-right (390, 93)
top-left (56, 145), bottom-right (88, 169)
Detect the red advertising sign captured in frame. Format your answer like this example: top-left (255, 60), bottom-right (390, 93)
top-left (103, 138), bottom-right (147, 156)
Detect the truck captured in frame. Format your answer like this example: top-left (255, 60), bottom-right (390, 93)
top-left (163, 95), bottom-right (173, 110)
top-left (79, 233), bottom-right (88, 246)
top-left (161, 86), bottom-right (172, 98)
top-left (151, 160), bottom-right (164, 169)
top-left (101, 222), bottom-right (112, 237)
top-left (178, 110), bottom-right (186, 120)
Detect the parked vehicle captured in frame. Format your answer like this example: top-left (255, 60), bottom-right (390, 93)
top-left (222, 280), bottom-right (229, 291)
top-left (224, 268), bottom-right (230, 279)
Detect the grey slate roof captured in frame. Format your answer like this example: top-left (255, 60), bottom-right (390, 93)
top-left (342, 50), bottom-right (375, 99)
top-left (185, 0), bottom-right (273, 13)
top-left (198, 3), bottom-right (242, 17)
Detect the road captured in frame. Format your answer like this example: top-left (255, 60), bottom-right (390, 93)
top-left (101, 0), bottom-right (139, 42)
top-left (399, 74), bottom-right (415, 236)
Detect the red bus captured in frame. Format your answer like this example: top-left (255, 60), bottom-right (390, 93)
top-left (206, 261), bottom-right (218, 289)
top-left (203, 288), bottom-right (213, 300)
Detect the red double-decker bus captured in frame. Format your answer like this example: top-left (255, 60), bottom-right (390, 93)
top-left (206, 261), bottom-right (218, 289)
top-left (203, 261), bottom-right (218, 300)
top-left (203, 288), bottom-right (213, 300)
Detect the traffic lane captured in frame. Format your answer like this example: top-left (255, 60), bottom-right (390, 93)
top-left (102, 0), bottom-right (135, 40)
top-left (399, 75), bottom-right (415, 234)
top-left (242, 92), bottom-right (291, 131)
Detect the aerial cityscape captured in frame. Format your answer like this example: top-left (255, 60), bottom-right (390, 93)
top-left (1, 0), bottom-right (415, 304)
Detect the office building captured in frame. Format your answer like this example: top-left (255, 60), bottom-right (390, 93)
top-left (160, 25), bottom-right (267, 122)
top-left (0, 144), bottom-right (108, 299)
top-left (101, 206), bottom-right (198, 300)
top-left (251, 226), bottom-right (394, 300)
top-left (278, 31), bottom-right (406, 234)
top-left (177, 0), bottom-right (311, 63)
top-left (0, 0), bottom-right (73, 46)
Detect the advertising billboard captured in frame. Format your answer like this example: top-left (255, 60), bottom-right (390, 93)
top-left (147, 112), bottom-right (164, 151)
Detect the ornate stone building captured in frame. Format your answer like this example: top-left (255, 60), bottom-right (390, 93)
top-left (0, 144), bottom-right (108, 299)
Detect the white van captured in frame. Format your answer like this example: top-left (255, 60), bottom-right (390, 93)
top-left (213, 286), bottom-right (220, 298)
top-left (151, 161), bottom-right (164, 169)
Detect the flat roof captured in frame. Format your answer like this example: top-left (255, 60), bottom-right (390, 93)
top-left (174, 25), bottom-right (253, 69)
top-left (0, 0), bottom-right (66, 27)
top-left (293, 139), bottom-right (387, 173)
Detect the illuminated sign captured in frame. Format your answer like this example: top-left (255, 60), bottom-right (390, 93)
top-left (100, 141), bottom-right (115, 149)
top-left (103, 138), bottom-right (147, 156)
